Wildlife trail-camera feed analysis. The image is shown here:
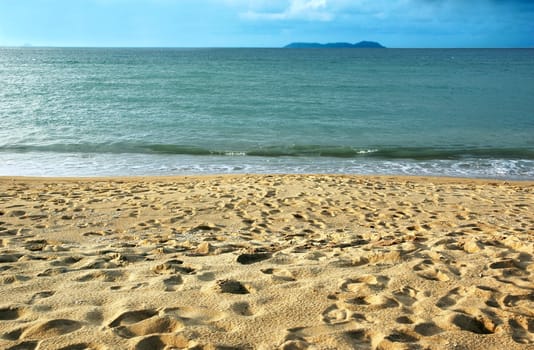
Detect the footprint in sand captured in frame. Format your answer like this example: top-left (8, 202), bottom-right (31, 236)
top-left (162, 306), bottom-right (226, 326)
top-left (448, 312), bottom-right (497, 335)
top-left (21, 319), bottom-right (82, 340)
top-left (395, 316), bottom-right (414, 325)
top-left (489, 259), bottom-right (522, 270)
top-left (0, 306), bottom-right (26, 320)
top-left (380, 329), bottom-right (420, 347)
top-left (7, 210), bottom-right (26, 218)
top-left (0, 254), bottom-right (23, 263)
top-left (112, 315), bottom-right (184, 339)
top-left (74, 270), bottom-right (126, 283)
top-left (502, 293), bottom-right (534, 308)
top-left (29, 291), bottom-right (55, 304)
top-left (108, 309), bottom-right (158, 328)
top-left (82, 230), bottom-right (114, 237)
top-left (50, 256), bottom-right (83, 267)
top-left (436, 286), bottom-right (467, 309)
top-left (284, 325), bottom-right (374, 349)
top-left (132, 333), bottom-right (189, 350)
top-left (5, 340), bottom-right (39, 350)
top-left (213, 279), bottom-right (250, 294)
top-left (345, 294), bottom-right (400, 310)
top-left (321, 304), bottom-right (365, 325)
top-left (196, 271), bottom-right (216, 282)
top-left (2, 327), bottom-right (26, 341)
top-left (0, 228), bottom-right (14, 237)
top-left (413, 321), bottom-right (444, 336)
top-left (37, 267), bottom-right (69, 277)
top-left (231, 301), bottom-right (255, 316)
top-left (392, 286), bottom-right (420, 307)
top-left (509, 317), bottom-right (534, 344)
top-left (23, 239), bottom-right (49, 252)
top-left (487, 258), bottom-right (530, 280)
top-left (236, 252), bottom-right (272, 265)
top-left (162, 275), bottom-right (183, 291)
top-left (108, 309), bottom-right (185, 341)
top-left (279, 339), bottom-right (310, 350)
top-left (1, 274), bottom-right (31, 285)
top-left (413, 259), bottom-right (450, 282)
top-left (152, 260), bottom-right (195, 275)
top-left (340, 275), bottom-right (389, 293)
top-left (260, 268), bottom-right (296, 282)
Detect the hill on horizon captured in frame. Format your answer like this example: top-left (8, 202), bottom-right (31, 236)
top-left (284, 41), bottom-right (385, 48)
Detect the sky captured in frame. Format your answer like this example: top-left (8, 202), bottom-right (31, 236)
top-left (0, 0), bottom-right (533, 48)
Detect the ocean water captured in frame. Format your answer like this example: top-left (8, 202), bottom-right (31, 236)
top-left (1, 47), bottom-right (533, 179)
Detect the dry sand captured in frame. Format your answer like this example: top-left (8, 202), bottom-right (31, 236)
top-left (0, 174), bottom-right (532, 350)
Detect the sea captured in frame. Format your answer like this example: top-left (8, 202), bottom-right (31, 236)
top-left (1, 47), bottom-right (533, 179)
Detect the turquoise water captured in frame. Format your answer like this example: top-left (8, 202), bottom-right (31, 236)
top-left (1, 48), bottom-right (533, 179)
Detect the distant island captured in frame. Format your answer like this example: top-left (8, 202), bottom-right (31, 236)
top-left (284, 41), bottom-right (385, 48)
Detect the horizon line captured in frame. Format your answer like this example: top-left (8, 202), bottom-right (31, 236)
top-left (1, 45), bottom-right (533, 49)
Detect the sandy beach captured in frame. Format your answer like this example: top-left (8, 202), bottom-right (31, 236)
top-left (0, 174), bottom-right (532, 349)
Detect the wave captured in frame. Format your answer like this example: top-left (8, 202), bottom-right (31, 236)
top-left (1, 143), bottom-right (533, 160)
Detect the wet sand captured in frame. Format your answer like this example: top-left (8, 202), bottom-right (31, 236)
top-left (0, 175), bottom-right (532, 349)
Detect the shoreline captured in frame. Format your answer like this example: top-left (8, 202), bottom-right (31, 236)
top-left (2, 152), bottom-right (532, 181)
top-left (2, 173), bottom-right (534, 184)
top-left (1, 174), bottom-right (532, 349)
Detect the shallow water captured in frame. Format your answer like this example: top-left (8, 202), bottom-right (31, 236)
top-left (1, 48), bottom-right (533, 179)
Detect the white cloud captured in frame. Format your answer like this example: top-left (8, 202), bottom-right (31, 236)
top-left (241, 0), bottom-right (333, 21)
top-left (234, 0), bottom-right (482, 21)
top-left (234, 0), bottom-right (443, 22)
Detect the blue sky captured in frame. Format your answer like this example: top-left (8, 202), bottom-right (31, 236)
top-left (0, 0), bottom-right (532, 47)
